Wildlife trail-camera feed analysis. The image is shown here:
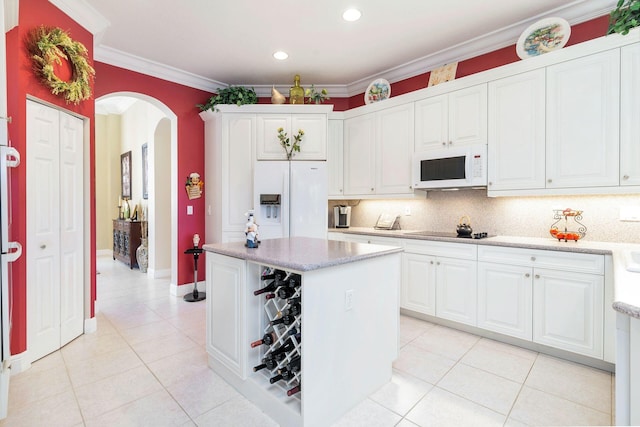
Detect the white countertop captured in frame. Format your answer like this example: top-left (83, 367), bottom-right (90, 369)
top-left (202, 236), bottom-right (402, 272)
top-left (330, 227), bottom-right (640, 319)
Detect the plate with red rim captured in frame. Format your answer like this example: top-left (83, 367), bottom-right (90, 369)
top-left (516, 17), bottom-right (571, 59)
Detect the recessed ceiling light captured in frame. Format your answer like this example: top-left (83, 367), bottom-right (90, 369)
top-left (342, 8), bottom-right (361, 22)
top-left (273, 51), bottom-right (288, 60)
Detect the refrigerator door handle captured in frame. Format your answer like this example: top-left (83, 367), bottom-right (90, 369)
top-left (5, 242), bottom-right (21, 263)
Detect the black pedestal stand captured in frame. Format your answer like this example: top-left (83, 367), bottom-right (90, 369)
top-left (184, 246), bottom-right (205, 302)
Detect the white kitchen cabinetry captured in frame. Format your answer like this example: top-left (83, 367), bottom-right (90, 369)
top-left (257, 113), bottom-right (328, 160)
top-left (201, 110), bottom-right (255, 243)
top-left (206, 252), bottom-right (247, 378)
top-left (487, 69), bottom-right (545, 191)
top-left (344, 104), bottom-right (414, 196)
top-left (620, 42), bottom-right (640, 186)
top-left (545, 49), bottom-right (620, 189)
top-left (478, 245), bottom-right (605, 358)
top-left (344, 114), bottom-right (376, 195)
top-left (327, 119), bottom-right (344, 196)
top-left (477, 262), bottom-right (532, 340)
top-left (404, 240), bottom-right (477, 326)
top-left (414, 84), bottom-right (487, 152)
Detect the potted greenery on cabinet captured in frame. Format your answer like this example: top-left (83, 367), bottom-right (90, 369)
top-left (197, 86), bottom-right (258, 112)
top-left (608, 0), bottom-right (640, 35)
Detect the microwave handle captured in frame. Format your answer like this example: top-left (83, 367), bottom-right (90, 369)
top-left (465, 153), bottom-right (472, 182)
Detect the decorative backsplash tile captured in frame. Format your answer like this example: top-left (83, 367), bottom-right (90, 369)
top-left (330, 190), bottom-right (640, 243)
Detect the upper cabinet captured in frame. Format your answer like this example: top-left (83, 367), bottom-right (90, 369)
top-left (545, 49), bottom-right (620, 189)
top-left (327, 119), bottom-right (344, 197)
top-left (257, 113), bottom-right (328, 160)
top-left (620, 42), bottom-right (640, 186)
top-left (487, 69), bottom-right (546, 191)
top-left (343, 104), bottom-right (415, 196)
top-left (415, 84), bottom-right (487, 152)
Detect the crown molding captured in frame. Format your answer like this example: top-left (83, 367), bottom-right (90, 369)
top-left (345, 0), bottom-right (617, 96)
top-left (55, 0), bottom-right (616, 96)
top-left (95, 45), bottom-right (227, 93)
top-left (48, 0), bottom-right (110, 38)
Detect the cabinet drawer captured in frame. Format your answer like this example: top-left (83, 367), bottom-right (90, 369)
top-left (478, 245), bottom-right (604, 274)
top-left (403, 239), bottom-right (477, 260)
top-left (343, 234), bottom-right (403, 247)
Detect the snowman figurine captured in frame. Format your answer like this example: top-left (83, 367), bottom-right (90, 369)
top-left (245, 211), bottom-right (259, 248)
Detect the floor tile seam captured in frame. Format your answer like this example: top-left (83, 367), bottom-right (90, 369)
top-left (67, 360), bottom-right (145, 390)
top-left (5, 384), bottom-right (76, 415)
top-left (521, 382), bottom-right (612, 417)
top-left (118, 326), bottom-right (185, 347)
top-left (79, 387), bottom-right (175, 424)
top-left (457, 359), bottom-right (529, 385)
top-left (502, 351), bottom-right (541, 425)
top-left (368, 382), bottom-right (432, 420)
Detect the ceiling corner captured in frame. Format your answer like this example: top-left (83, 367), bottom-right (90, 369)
top-left (48, 0), bottom-right (110, 37)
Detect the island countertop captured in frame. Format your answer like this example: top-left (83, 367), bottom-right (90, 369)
top-left (202, 236), bottom-right (403, 272)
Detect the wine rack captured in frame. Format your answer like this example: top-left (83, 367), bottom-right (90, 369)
top-left (252, 267), bottom-right (302, 401)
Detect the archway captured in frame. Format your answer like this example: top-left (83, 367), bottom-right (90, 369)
top-left (95, 92), bottom-right (178, 291)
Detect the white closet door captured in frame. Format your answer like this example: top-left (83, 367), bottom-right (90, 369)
top-left (58, 111), bottom-right (84, 346)
top-left (27, 100), bottom-right (83, 362)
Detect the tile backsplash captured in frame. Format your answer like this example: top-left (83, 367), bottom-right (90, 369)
top-left (329, 190), bottom-right (640, 243)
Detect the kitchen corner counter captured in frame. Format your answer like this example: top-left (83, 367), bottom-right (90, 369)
top-left (329, 227), bottom-right (640, 319)
top-left (203, 236), bottom-right (403, 272)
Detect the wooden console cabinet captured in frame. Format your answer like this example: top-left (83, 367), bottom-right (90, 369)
top-left (113, 220), bottom-right (144, 269)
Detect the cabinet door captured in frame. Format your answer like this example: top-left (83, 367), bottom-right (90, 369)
top-left (376, 104), bottom-right (415, 194)
top-left (477, 262), bottom-right (532, 340)
top-left (401, 253), bottom-right (436, 315)
top-left (206, 253), bottom-right (247, 378)
top-left (414, 94), bottom-right (448, 151)
top-left (222, 115), bottom-right (255, 232)
top-left (256, 114), bottom-right (290, 160)
top-left (435, 258), bottom-right (477, 326)
top-left (448, 85), bottom-right (487, 147)
top-left (327, 119), bottom-right (344, 196)
top-left (488, 69), bottom-right (545, 191)
top-left (292, 114), bottom-right (327, 160)
top-left (620, 43), bottom-right (640, 186)
top-left (344, 114), bottom-right (376, 195)
top-left (546, 49), bottom-right (620, 188)
top-left (533, 268), bottom-right (604, 358)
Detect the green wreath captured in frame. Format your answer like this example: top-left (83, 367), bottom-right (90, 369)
top-left (26, 26), bottom-right (95, 105)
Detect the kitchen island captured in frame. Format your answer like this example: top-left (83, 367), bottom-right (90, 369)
top-left (202, 237), bottom-right (403, 427)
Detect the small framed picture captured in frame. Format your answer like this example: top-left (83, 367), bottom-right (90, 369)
top-left (428, 62), bottom-right (458, 87)
top-left (121, 151), bottom-right (132, 199)
top-left (142, 143), bottom-right (148, 200)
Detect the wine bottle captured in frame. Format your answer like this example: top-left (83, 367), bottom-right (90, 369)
top-left (254, 281), bottom-right (278, 296)
top-left (283, 302), bottom-right (301, 317)
top-left (250, 331), bottom-right (277, 348)
top-left (269, 373), bottom-right (283, 384)
top-left (279, 356), bottom-right (301, 377)
top-left (277, 286), bottom-right (297, 300)
top-left (285, 276), bottom-right (300, 289)
top-left (253, 356), bottom-right (279, 372)
top-left (265, 293), bottom-right (276, 300)
top-left (267, 338), bottom-right (295, 358)
top-left (261, 269), bottom-right (285, 281)
top-left (271, 313), bottom-right (297, 326)
top-left (287, 297), bottom-right (301, 305)
top-left (287, 384), bottom-right (301, 396)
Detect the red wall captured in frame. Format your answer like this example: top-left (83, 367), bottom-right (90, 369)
top-left (5, 0), bottom-right (95, 355)
top-left (93, 62), bottom-right (212, 289)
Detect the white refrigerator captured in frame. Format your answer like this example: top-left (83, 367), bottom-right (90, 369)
top-left (253, 161), bottom-right (328, 240)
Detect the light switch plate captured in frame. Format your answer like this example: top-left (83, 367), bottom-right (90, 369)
top-left (187, 205), bottom-right (193, 215)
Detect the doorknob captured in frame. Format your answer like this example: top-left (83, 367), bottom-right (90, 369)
top-left (40, 244), bottom-right (46, 249)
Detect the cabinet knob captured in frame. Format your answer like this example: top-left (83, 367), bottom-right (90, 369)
top-left (409, 186), bottom-right (412, 189)
top-left (525, 273), bottom-right (530, 278)
top-left (623, 175), bottom-right (630, 180)
top-left (530, 256), bottom-right (536, 262)
top-left (371, 188), bottom-right (374, 192)
top-left (535, 274), bottom-right (540, 279)
top-left (442, 142), bottom-right (446, 146)
top-left (547, 179), bottom-right (552, 183)
top-left (448, 141), bottom-right (452, 146)
top-left (340, 189), bottom-right (343, 192)
top-left (488, 182), bottom-right (492, 186)
top-left (40, 244), bottom-right (46, 249)
top-left (430, 260), bottom-right (434, 264)
top-left (436, 261), bottom-right (440, 266)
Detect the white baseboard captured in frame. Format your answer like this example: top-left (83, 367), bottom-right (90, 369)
top-left (9, 351), bottom-right (31, 375)
top-left (170, 280), bottom-right (205, 297)
top-left (149, 267), bottom-right (171, 279)
top-left (84, 316), bottom-right (97, 334)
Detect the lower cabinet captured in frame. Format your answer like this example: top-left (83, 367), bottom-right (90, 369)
top-left (533, 268), bottom-right (604, 359)
top-left (401, 253), bottom-right (436, 315)
top-left (435, 257), bottom-right (477, 326)
top-left (477, 262), bottom-right (532, 340)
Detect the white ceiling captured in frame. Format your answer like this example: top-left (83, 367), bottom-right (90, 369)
top-left (53, 0), bottom-right (616, 97)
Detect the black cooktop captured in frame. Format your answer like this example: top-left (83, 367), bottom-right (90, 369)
top-left (404, 231), bottom-right (493, 239)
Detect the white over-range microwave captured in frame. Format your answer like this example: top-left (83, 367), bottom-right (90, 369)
top-left (412, 144), bottom-right (487, 190)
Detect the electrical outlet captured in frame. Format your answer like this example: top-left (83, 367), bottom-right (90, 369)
top-left (620, 207), bottom-right (640, 222)
top-left (404, 206), bottom-right (411, 216)
top-left (345, 289), bottom-right (354, 310)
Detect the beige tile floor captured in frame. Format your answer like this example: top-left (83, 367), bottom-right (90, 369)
top-left (0, 255), bottom-right (615, 426)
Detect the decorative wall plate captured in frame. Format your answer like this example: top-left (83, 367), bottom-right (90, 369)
top-left (365, 78), bottom-right (391, 104)
top-left (516, 17), bottom-right (571, 59)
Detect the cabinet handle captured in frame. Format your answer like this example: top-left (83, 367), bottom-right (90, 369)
top-left (530, 256), bottom-right (536, 262)
top-left (623, 175), bottom-right (630, 180)
top-left (525, 273), bottom-right (530, 278)
top-left (535, 274), bottom-right (540, 279)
